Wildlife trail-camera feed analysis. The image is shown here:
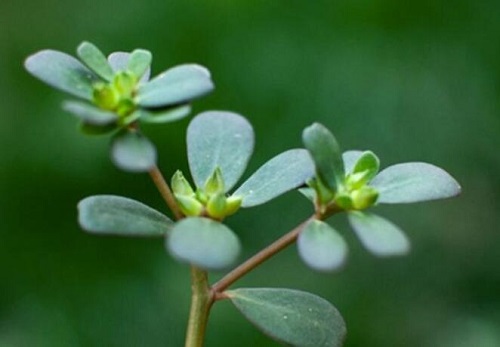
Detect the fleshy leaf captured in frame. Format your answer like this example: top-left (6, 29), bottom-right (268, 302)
top-left (167, 217), bottom-right (240, 270)
top-left (233, 149), bottom-right (314, 207)
top-left (108, 52), bottom-right (150, 82)
top-left (62, 100), bottom-right (118, 125)
top-left (187, 111), bottom-right (254, 192)
top-left (127, 49), bottom-right (152, 80)
top-left (226, 288), bottom-right (346, 347)
top-left (139, 105), bottom-right (191, 124)
top-left (111, 131), bottom-right (157, 172)
top-left (136, 64), bottom-right (214, 107)
top-left (79, 122), bottom-right (117, 136)
top-left (348, 211), bottom-right (410, 256)
top-left (302, 123), bottom-right (344, 191)
top-left (297, 220), bottom-right (348, 272)
top-left (352, 151), bottom-right (380, 182)
top-left (342, 150), bottom-right (363, 175)
top-left (78, 195), bottom-right (172, 237)
top-left (370, 162), bottom-right (461, 203)
top-left (25, 50), bottom-right (98, 100)
top-left (76, 41), bottom-right (114, 81)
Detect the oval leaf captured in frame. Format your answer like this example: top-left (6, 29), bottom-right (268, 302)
top-left (136, 64), bottom-right (214, 107)
top-left (233, 149), bottom-right (314, 207)
top-left (62, 100), bottom-right (118, 125)
top-left (167, 217), bottom-right (241, 270)
top-left (78, 195), bottom-right (172, 237)
top-left (298, 220), bottom-right (348, 272)
top-left (108, 52), bottom-right (150, 82)
top-left (302, 123), bottom-right (344, 191)
top-left (139, 105), bottom-right (191, 124)
top-left (127, 49), bottom-right (152, 80)
top-left (348, 211), bottom-right (410, 256)
top-left (352, 151), bottom-right (380, 180)
top-left (25, 50), bottom-right (98, 100)
top-left (77, 41), bottom-right (114, 81)
top-left (111, 131), bottom-right (157, 172)
top-left (187, 111), bottom-right (254, 192)
top-left (226, 288), bottom-right (346, 347)
top-left (370, 162), bottom-right (461, 204)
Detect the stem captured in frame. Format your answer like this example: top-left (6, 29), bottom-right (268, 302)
top-left (148, 165), bottom-right (183, 220)
top-left (185, 266), bottom-right (213, 347)
top-left (212, 216), bottom-right (314, 294)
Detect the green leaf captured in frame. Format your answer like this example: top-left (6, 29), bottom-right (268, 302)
top-left (167, 217), bottom-right (241, 270)
top-left (139, 105), bottom-right (191, 124)
top-left (297, 220), bottom-right (348, 272)
top-left (233, 149), bottom-right (314, 207)
top-left (342, 150), bottom-right (363, 175)
top-left (110, 131), bottom-right (157, 172)
top-left (302, 123), bottom-right (344, 191)
top-left (108, 52), bottom-right (150, 82)
top-left (79, 122), bottom-right (117, 136)
top-left (127, 49), bottom-right (152, 80)
top-left (370, 162), bottom-right (461, 203)
top-left (352, 151), bottom-right (380, 181)
top-left (78, 195), bottom-right (172, 237)
top-left (76, 41), bottom-right (114, 81)
top-left (136, 64), bottom-right (214, 107)
top-left (348, 211), bottom-right (410, 256)
top-left (62, 100), bottom-right (118, 125)
top-left (25, 50), bottom-right (98, 100)
top-left (226, 288), bottom-right (346, 347)
top-left (187, 111), bottom-right (254, 192)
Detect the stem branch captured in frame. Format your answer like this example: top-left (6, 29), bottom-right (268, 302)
top-left (149, 165), bottom-right (183, 220)
top-left (212, 216), bottom-right (314, 294)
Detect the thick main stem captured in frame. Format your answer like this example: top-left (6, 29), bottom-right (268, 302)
top-left (212, 216), bottom-right (314, 294)
top-left (185, 266), bottom-right (213, 347)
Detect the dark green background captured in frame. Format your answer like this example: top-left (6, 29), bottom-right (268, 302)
top-left (1, 1), bottom-right (499, 346)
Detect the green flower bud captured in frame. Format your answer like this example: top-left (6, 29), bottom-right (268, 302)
top-left (195, 189), bottom-right (209, 205)
top-left (346, 171), bottom-right (371, 190)
top-left (171, 170), bottom-right (195, 196)
top-left (351, 186), bottom-right (379, 210)
top-left (206, 193), bottom-right (227, 219)
top-left (308, 177), bottom-right (335, 205)
top-left (334, 193), bottom-right (353, 210)
top-left (116, 99), bottom-right (136, 118)
top-left (204, 167), bottom-right (225, 196)
top-left (225, 195), bottom-right (243, 216)
top-left (174, 194), bottom-right (204, 217)
top-left (113, 71), bottom-right (136, 97)
top-left (93, 82), bottom-right (120, 110)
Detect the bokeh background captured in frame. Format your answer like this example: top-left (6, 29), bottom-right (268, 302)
top-left (1, 0), bottom-right (500, 346)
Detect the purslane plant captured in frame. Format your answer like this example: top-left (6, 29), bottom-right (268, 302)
top-left (25, 42), bottom-right (461, 347)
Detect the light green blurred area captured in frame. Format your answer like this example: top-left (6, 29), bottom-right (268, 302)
top-left (1, 0), bottom-right (499, 346)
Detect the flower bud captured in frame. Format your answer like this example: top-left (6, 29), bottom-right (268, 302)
top-left (351, 186), bottom-right (378, 210)
top-left (174, 194), bottom-right (204, 217)
top-left (93, 83), bottom-right (120, 110)
top-left (204, 167), bottom-right (225, 196)
top-left (225, 195), bottom-right (243, 216)
top-left (171, 170), bottom-right (195, 196)
top-left (206, 193), bottom-right (227, 219)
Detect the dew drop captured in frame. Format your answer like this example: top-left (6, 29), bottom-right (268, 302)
top-left (283, 315), bottom-right (288, 320)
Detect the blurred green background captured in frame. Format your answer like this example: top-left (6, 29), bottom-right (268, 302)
top-left (1, 0), bottom-right (499, 346)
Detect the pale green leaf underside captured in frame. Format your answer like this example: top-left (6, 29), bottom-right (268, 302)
top-left (187, 111), bottom-right (254, 192)
top-left (342, 150), bottom-right (363, 175)
top-left (298, 220), bottom-right (348, 272)
top-left (302, 123), bottom-right (344, 190)
top-left (370, 162), bottom-right (461, 203)
top-left (108, 52), bottom-right (150, 82)
top-left (139, 105), bottom-right (191, 124)
top-left (77, 41), bottom-right (114, 81)
top-left (78, 195), bottom-right (172, 237)
top-left (348, 211), bottom-right (410, 256)
top-left (137, 64), bottom-right (214, 107)
top-left (62, 100), bottom-right (118, 125)
top-left (234, 149), bottom-right (314, 207)
top-left (111, 131), bottom-right (157, 172)
top-left (227, 288), bottom-right (346, 347)
top-left (25, 50), bottom-right (98, 100)
top-left (167, 217), bottom-right (241, 270)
